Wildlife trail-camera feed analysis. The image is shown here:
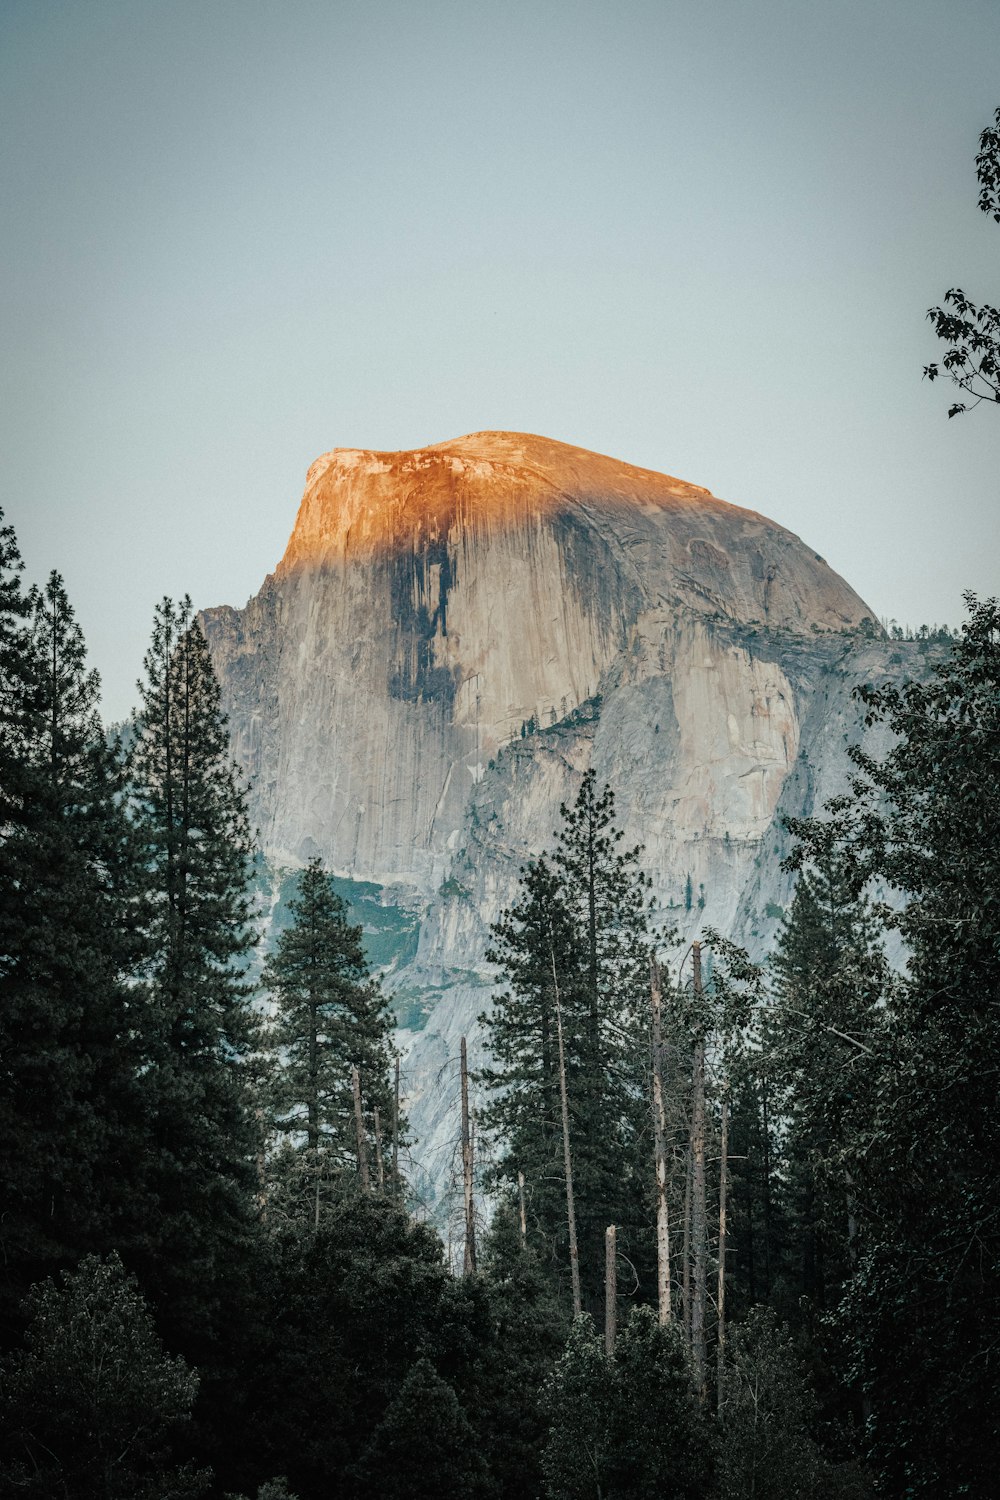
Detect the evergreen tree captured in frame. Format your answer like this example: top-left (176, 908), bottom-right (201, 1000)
top-left (126, 597), bottom-right (260, 1345)
top-left (350, 1358), bottom-right (489, 1499)
top-left (248, 1197), bottom-right (487, 1497)
top-left (542, 1307), bottom-right (713, 1500)
top-left (0, 560), bottom-right (139, 1335)
top-left (717, 1309), bottom-right (872, 1500)
top-left (767, 840), bottom-right (886, 1322)
top-left (263, 857), bottom-right (396, 1222)
top-left (479, 858), bottom-right (579, 1289)
top-left (0, 1253), bottom-right (208, 1500)
top-left (479, 774), bottom-right (653, 1308)
top-left (790, 594), bottom-right (1000, 1496)
top-left (477, 1203), bottom-right (568, 1500)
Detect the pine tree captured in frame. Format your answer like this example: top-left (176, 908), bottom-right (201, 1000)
top-left (479, 774), bottom-right (653, 1309)
top-left (479, 858), bottom-right (579, 1289)
top-left (476, 1204), bottom-right (568, 1499)
top-left (0, 559), bottom-right (140, 1335)
top-left (767, 840), bottom-right (886, 1320)
top-left (126, 597), bottom-right (260, 1342)
top-left (263, 857), bottom-right (396, 1223)
top-left (0, 1254), bottom-right (208, 1500)
top-left (791, 594), bottom-right (1000, 1495)
top-left (541, 1307), bottom-right (713, 1500)
top-left (249, 1196), bottom-right (487, 1495)
top-left (350, 1358), bottom-right (489, 1499)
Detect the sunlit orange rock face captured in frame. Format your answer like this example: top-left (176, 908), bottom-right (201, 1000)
top-left (278, 431), bottom-right (716, 570)
top-left (204, 429), bottom-right (875, 891)
top-left (276, 430), bottom-right (868, 635)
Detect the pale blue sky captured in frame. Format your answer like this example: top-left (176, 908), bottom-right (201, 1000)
top-left (2, 0), bottom-right (998, 720)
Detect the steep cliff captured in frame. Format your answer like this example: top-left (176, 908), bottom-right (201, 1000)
top-left (201, 430), bottom-right (893, 1210)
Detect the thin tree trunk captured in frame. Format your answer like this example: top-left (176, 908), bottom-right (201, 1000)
top-left (551, 940), bottom-right (582, 1317)
top-left (691, 941), bottom-right (708, 1402)
top-left (605, 1225), bottom-right (617, 1356)
top-left (650, 957), bottom-right (673, 1323)
top-left (392, 1055), bottom-right (400, 1199)
top-left (762, 1074), bottom-right (772, 1297)
top-left (351, 1064), bottom-right (370, 1194)
top-left (683, 1143), bottom-right (692, 1346)
top-left (374, 1106), bottom-right (385, 1191)
top-left (518, 1170), bottom-right (527, 1246)
top-left (717, 1080), bottom-right (730, 1411)
top-left (461, 1036), bottom-right (476, 1274)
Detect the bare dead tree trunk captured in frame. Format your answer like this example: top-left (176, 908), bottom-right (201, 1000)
top-left (762, 1074), bottom-right (772, 1297)
top-left (717, 1079), bottom-right (730, 1411)
top-left (351, 1064), bottom-right (370, 1194)
top-left (374, 1106), bottom-right (385, 1191)
top-left (518, 1170), bottom-right (527, 1247)
top-left (461, 1036), bottom-right (476, 1274)
top-left (551, 941), bottom-right (582, 1318)
top-left (683, 1142), bottom-right (692, 1347)
top-left (650, 956), bottom-right (673, 1323)
top-left (605, 1225), bottom-right (617, 1356)
top-left (392, 1055), bottom-right (400, 1199)
top-left (691, 941), bottom-right (708, 1403)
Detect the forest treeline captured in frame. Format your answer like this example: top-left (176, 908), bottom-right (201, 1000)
top-left (0, 501), bottom-right (998, 1499)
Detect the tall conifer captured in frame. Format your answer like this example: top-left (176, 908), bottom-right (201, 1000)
top-left (127, 596), bottom-right (260, 1338)
top-left (0, 556), bottom-right (138, 1334)
top-left (480, 774), bottom-right (653, 1308)
top-left (263, 857), bottom-right (395, 1222)
top-left (768, 840), bottom-right (885, 1316)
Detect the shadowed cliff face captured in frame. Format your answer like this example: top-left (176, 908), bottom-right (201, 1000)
top-left (201, 430), bottom-right (884, 1207)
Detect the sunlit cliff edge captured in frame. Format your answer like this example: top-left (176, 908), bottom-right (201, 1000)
top-left (201, 431), bottom-right (893, 1208)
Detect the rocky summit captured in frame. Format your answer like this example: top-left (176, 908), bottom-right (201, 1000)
top-left (201, 431), bottom-right (902, 1212)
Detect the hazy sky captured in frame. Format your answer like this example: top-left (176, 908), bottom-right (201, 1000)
top-left (2, 0), bottom-right (998, 721)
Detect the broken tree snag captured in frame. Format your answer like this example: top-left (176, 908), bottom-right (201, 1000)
top-left (551, 937), bottom-right (582, 1317)
top-left (717, 1078), bottom-right (729, 1410)
top-left (605, 1225), bottom-right (617, 1356)
top-left (691, 940), bottom-right (708, 1402)
top-left (518, 1170), bottom-right (527, 1247)
top-left (351, 1064), bottom-right (371, 1194)
top-left (650, 955), bottom-right (673, 1323)
top-left (374, 1105), bottom-right (385, 1191)
top-left (461, 1036), bottom-right (476, 1274)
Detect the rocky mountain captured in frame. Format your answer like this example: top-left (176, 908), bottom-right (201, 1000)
top-left (201, 430), bottom-right (908, 1216)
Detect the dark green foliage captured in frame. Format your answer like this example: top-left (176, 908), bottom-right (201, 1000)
top-left (247, 1196), bottom-right (486, 1498)
top-left (477, 1204), bottom-right (569, 1498)
top-left (0, 556), bottom-right (140, 1335)
top-left (125, 597), bottom-right (261, 1342)
top-left (0, 1254), bottom-right (207, 1500)
top-left (789, 595), bottom-right (1000, 1494)
top-left (479, 773), bottom-right (653, 1308)
top-left (263, 857), bottom-right (396, 1222)
top-left (924, 107), bottom-right (1000, 415)
top-left (768, 838), bottom-right (886, 1322)
top-left (542, 1308), bottom-right (713, 1500)
top-left (724, 1049), bottom-right (782, 1316)
top-left (351, 1357), bottom-right (489, 1498)
top-left (717, 1309), bottom-right (872, 1500)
